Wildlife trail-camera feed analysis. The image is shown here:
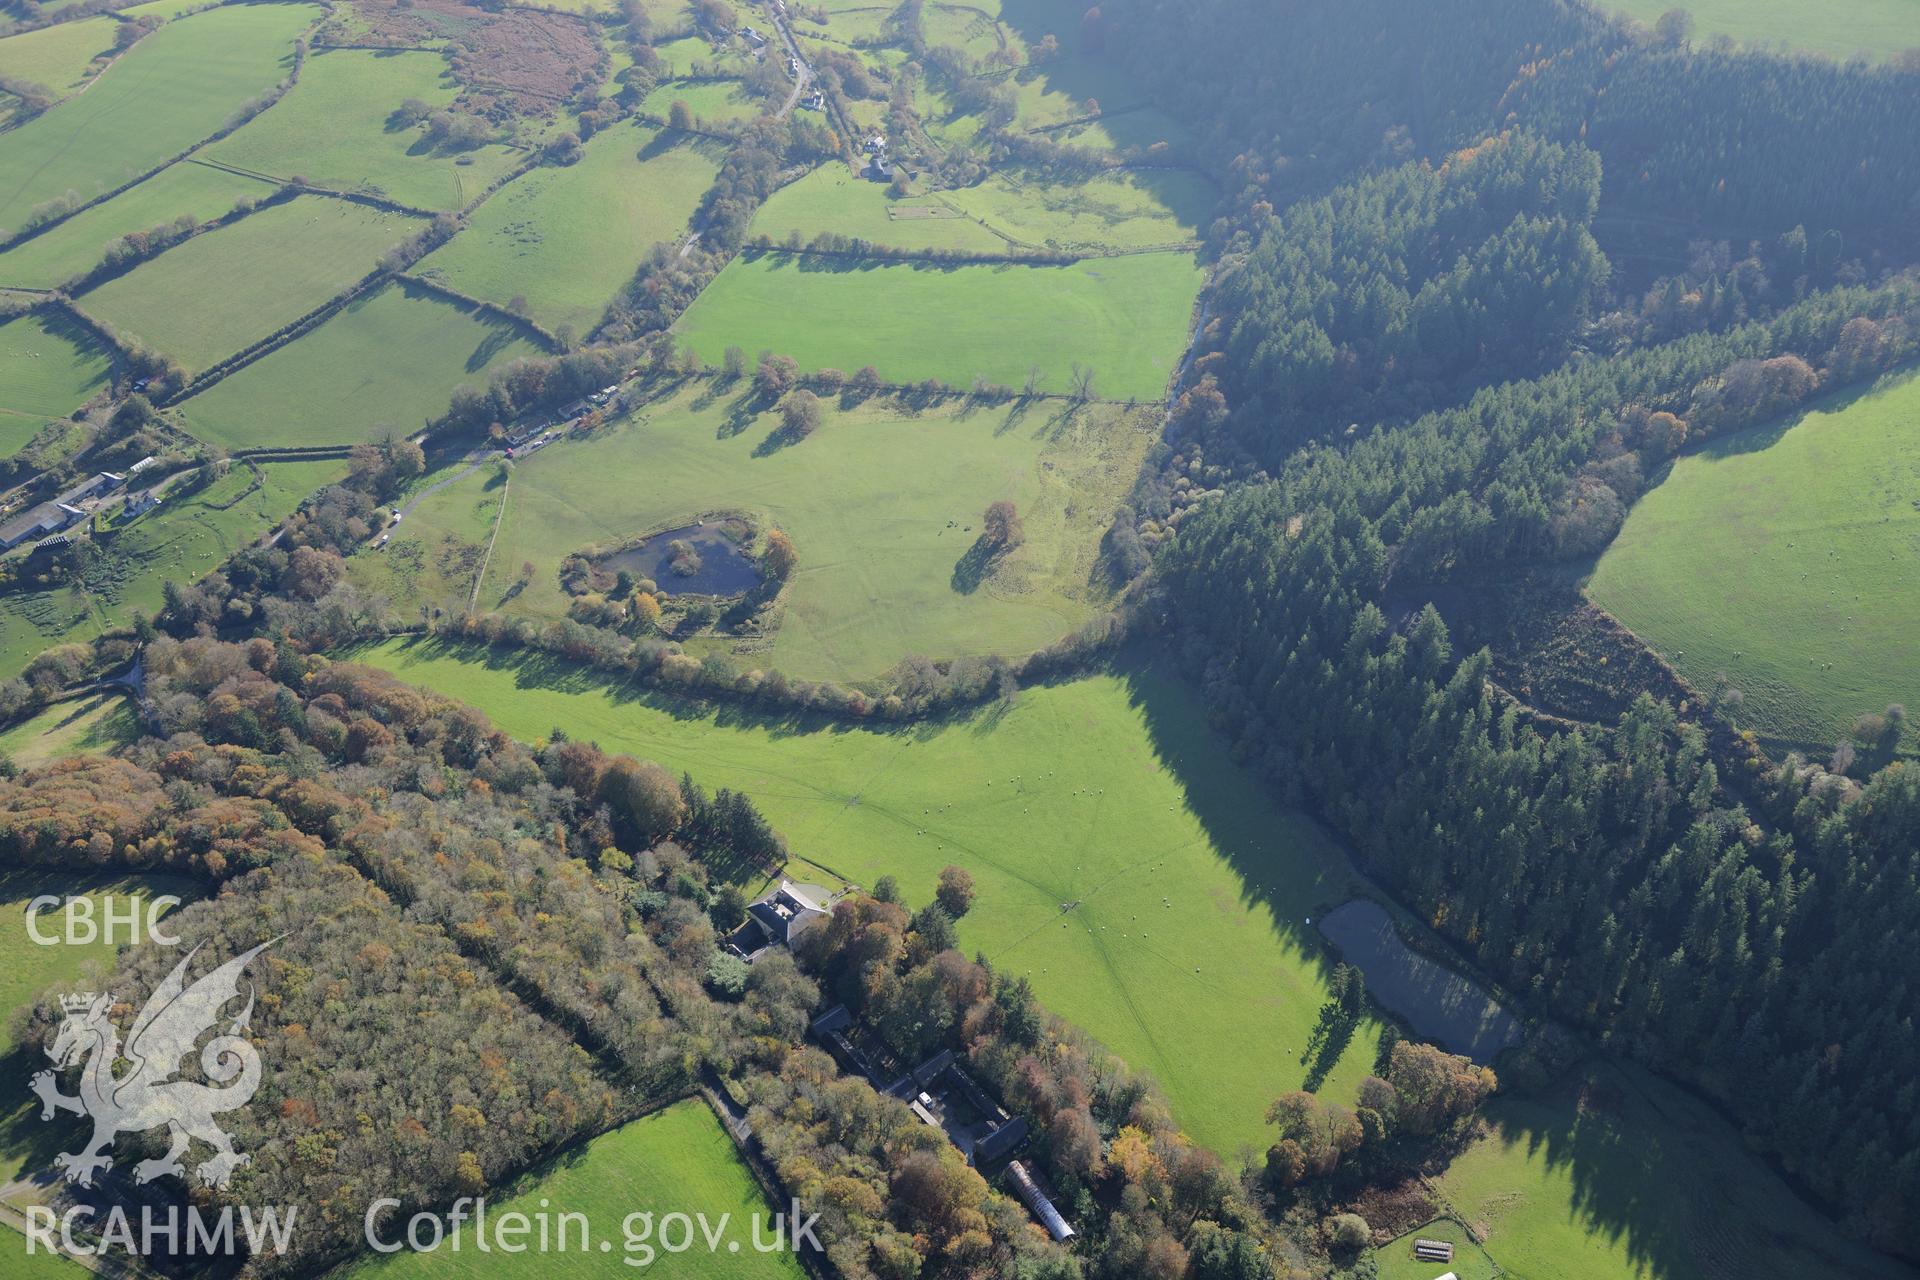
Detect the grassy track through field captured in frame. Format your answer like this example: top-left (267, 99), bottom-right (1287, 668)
top-left (356, 638), bottom-right (1390, 1157)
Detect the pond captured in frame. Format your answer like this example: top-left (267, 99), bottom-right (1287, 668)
top-left (601, 521), bottom-right (761, 597)
top-left (1317, 899), bottom-right (1521, 1064)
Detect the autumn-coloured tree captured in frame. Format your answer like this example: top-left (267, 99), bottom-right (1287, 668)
top-left (779, 388), bottom-right (822, 438)
top-left (762, 529), bottom-right (798, 580)
top-left (934, 864), bottom-right (975, 916)
top-left (982, 500), bottom-right (1023, 550)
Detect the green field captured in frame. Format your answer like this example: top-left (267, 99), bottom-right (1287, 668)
top-left (0, 309), bottom-right (111, 454)
top-left (0, 693), bottom-right (137, 768)
top-left (81, 196), bottom-right (420, 373)
top-left (942, 166), bottom-right (1213, 249)
top-left (652, 34), bottom-right (755, 77)
top-left (357, 639), bottom-right (1388, 1156)
top-left (0, 15), bottom-right (119, 101)
top-left (1605, 0), bottom-right (1920, 59)
top-left (1374, 1219), bottom-right (1495, 1280)
top-left (351, 381), bottom-right (1149, 681)
top-left (0, 460), bottom-right (340, 674)
top-left (174, 281), bottom-right (542, 449)
top-left (420, 122), bottom-right (722, 335)
top-left (117, 0), bottom-right (215, 17)
top-left (1587, 369), bottom-right (1920, 752)
top-left (749, 165), bottom-right (1013, 254)
top-left (1436, 1062), bottom-right (1913, 1280)
top-left (209, 48), bottom-right (525, 212)
top-left (0, 4), bottom-right (314, 234)
top-left (341, 1101), bottom-right (804, 1280)
top-left (0, 159), bottom-right (271, 290)
top-left (0, 867), bottom-right (195, 1056)
top-left (674, 249), bottom-right (1203, 400)
top-left (642, 77), bottom-right (771, 126)
top-left (0, 865), bottom-right (195, 1280)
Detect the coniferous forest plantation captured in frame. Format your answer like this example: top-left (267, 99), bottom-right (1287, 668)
top-left (0, 0), bottom-right (1915, 1276)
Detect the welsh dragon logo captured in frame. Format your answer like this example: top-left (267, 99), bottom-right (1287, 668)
top-left (31, 940), bottom-right (273, 1190)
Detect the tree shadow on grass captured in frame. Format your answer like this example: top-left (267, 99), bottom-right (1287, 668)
top-left (950, 536), bottom-right (996, 595)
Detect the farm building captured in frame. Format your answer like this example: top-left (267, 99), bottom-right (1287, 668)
top-left (0, 472), bottom-right (125, 550)
top-left (727, 880), bottom-right (832, 959)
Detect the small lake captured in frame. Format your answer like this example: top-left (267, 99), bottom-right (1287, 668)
top-left (602, 522), bottom-right (761, 597)
top-left (1317, 899), bottom-right (1521, 1064)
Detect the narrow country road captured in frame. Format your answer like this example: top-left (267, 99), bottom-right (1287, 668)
top-left (768, 6), bottom-right (813, 120)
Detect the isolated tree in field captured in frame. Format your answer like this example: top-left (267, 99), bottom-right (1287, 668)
top-left (780, 388), bottom-right (823, 438)
top-left (934, 865), bottom-right (975, 916)
top-left (982, 500), bottom-right (1023, 550)
top-left (762, 528), bottom-right (798, 579)
top-left (669, 99), bottom-right (695, 131)
top-left (723, 345), bottom-right (747, 378)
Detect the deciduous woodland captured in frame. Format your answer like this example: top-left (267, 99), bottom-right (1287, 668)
top-left (0, 0), bottom-right (1917, 1275)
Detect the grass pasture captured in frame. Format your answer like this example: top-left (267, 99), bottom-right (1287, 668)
top-left (352, 380), bottom-right (1151, 681)
top-left (174, 281), bottom-right (542, 449)
top-left (81, 196), bottom-right (420, 373)
top-left (925, 2), bottom-right (1014, 66)
top-left (0, 460), bottom-right (340, 674)
top-left (419, 121), bottom-right (722, 335)
top-left (0, 867), bottom-right (197, 1056)
top-left (673, 249), bottom-right (1203, 400)
top-left (0, 4), bottom-right (314, 234)
top-left (747, 165), bottom-right (1011, 254)
top-left (642, 77), bottom-right (770, 126)
top-left (0, 309), bottom-right (112, 455)
top-left (341, 1100), bottom-right (804, 1280)
top-left (0, 160), bottom-right (271, 291)
top-left (1587, 369), bottom-right (1920, 753)
top-left (358, 639), bottom-right (1389, 1157)
top-left (1436, 1061), bottom-right (1914, 1280)
top-left (1374, 1219), bottom-right (1495, 1280)
top-left (943, 166), bottom-right (1213, 250)
top-left (0, 693), bottom-right (137, 768)
top-left (0, 16), bottom-right (119, 102)
top-left (1605, 0), bottom-right (1920, 60)
top-left (651, 33), bottom-right (755, 76)
top-left (208, 48), bottom-right (525, 211)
